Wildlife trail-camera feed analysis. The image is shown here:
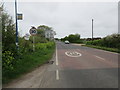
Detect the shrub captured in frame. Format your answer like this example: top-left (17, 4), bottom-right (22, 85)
top-left (86, 34), bottom-right (120, 49)
top-left (35, 42), bottom-right (55, 51)
top-left (2, 51), bottom-right (15, 71)
top-left (19, 37), bottom-right (33, 53)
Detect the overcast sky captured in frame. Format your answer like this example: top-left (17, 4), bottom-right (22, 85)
top-left (3, 1), bottom-right (118, 38)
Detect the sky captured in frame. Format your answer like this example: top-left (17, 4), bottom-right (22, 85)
top-left (2, 0), bottom-right (118, 38)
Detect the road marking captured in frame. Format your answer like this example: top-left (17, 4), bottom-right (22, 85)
top-left (65, 51), bottom-right (82, 57)
top-left (56, 70), bottom-right (59, 80)
top-left (56, 45), bottom-right (58, 65)
top-left (94, 55), bottom-right (117, 67)
top-left (94, 55), bottom-right (105, 61)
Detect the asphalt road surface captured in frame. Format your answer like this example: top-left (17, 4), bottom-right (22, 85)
top-left (4, 41), bottom-right (119, 88)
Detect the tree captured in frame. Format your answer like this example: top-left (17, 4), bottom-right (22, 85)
top-left (68, 34), bottom-right (80, 43)
top-left (2, 4), bottom-right (18, 75)
top-left (37, 25), bottom-right (53, 37)
top-left (2, 5), bottom-right (16, 53)
top-left (36, 25), bottom-right (55, 42)
top-left (37, 25), bottom-right (52, 31)
top-left (61, 33), bottom-right (81, 43)
top-left (0, 4), bottom-right (3, 42)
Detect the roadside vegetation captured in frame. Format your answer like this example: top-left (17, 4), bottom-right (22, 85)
top-left (61, 34), bottom-right (84, 43)
top-left (3, 42), bottom-right (55, 84)
top-left (83, 44), bottom-right (119, 53)
top-left (2, 6), bottom-right (55, 84)
top-left (61, 33), bottom-right (120, 53)
top-left (84, 34), bottom-right (120, 53)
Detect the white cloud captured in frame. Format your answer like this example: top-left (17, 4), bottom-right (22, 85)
top-left (4, 2), bottom-right (118, 38)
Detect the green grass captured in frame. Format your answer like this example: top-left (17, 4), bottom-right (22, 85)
top-left (82, 45), bottom-right (120, 53)
top-left (3, 42), bottom-right (55, 84)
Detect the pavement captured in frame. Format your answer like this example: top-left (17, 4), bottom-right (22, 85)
top-left (4, 41), bottom-right (119, 88)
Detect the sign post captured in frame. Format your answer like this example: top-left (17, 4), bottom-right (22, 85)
top-left (15, 0), bottom-right (19, 49)
top-left (33, 36), bottom-right (35, 51)
top-left (29, 26), bottom-right (37, 52)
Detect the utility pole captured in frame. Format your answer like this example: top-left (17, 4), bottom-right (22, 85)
top-left (92, 19), bottom-right (94, 40)
top-left (15, 0), bottom-right (19, 49)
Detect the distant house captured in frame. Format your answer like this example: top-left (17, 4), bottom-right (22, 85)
top-left (37, 25), bottom-right (56, 40)
top-left (45, 29), bottom-right (56, 40)
top-left (86, 37), bottom-right (101, 41)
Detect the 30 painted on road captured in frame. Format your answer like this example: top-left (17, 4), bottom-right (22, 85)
top-left (65, 51), bottom-right (82, 57)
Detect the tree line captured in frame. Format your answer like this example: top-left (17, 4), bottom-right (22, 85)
top-left (60, 33), bottom-right (120, 50)
top-left (61, 34), bottom-right (83, 43)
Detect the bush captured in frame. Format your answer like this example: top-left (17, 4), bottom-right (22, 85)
top-left (2, 51), bottom-right (15, 71)
top-left (86, 34), bottom-right (120, 49)
top-left (84, 45), bottom-right (120, 53)
top-left (19, 37), bottom-right (33, 53)
top-left (3, 42), bottom-right (55, 84)
top-left (35, 42), bottom-right (55, 51)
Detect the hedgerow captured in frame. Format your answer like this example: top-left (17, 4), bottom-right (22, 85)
top-left (86, 34), bottom-right (120, 49)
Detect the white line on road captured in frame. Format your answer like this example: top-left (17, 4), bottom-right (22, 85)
top-left (56, 69), bottom-right (59, 80)
top-left (93, 55), bottom-right (117, 67)
top-left (56, 45), bottom-right (58, 66)
top-left (94, 55), bottom-right (105, 61)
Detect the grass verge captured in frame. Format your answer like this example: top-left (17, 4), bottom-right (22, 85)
top-left (82, 45), bottom-right (120, 53)
top-left (3, 42), bottom-right (55, 84)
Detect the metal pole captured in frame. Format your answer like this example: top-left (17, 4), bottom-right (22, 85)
top-left (33, 36), bottom-right (35, 51)
top-left (92, 19), bottom-right (93, 40)
top-left (15, 0), bottom-right (19, 49)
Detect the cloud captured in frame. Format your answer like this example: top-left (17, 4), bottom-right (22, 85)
top-left (4, 2), bottom-right (118, 38)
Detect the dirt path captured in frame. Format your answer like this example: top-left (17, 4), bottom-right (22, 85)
top-left (4, 64), bottom-right (48, 88)
top-left (3, 53), bottom-right (56, 88)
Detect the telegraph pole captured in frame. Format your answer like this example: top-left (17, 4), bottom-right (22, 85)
top-left (92, 19), bottom-right (94, 40)
top-left (15, 0), bottom-right (19, 49)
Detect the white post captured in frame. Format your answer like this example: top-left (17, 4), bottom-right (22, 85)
top-left (33, 36), bottom-right (35, 51)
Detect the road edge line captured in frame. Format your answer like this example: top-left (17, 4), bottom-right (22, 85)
top-left (56, 45), bottom-right (58, 65)
top-left (56, 69), bottom-right (59, 80)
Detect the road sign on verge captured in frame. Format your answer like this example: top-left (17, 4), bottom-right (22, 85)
top-left (29, 27), bottom-right (37, 36)
top-left (29, 26), bottom-right (37, 51)
top-left (24, 33), bottom-right (30, 40)
top-left (17, 13), bottom-right (23, 20)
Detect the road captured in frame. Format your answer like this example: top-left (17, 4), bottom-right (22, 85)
top-left (4, 41), bottom-right (119, 88)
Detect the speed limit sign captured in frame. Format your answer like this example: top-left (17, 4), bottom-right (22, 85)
top-left (29, 26), bottom-right (37, 36)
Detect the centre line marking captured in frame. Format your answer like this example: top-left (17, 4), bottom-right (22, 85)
top-left (56, 69), bottom-right (59, 80)
top-left (94, 55), bottom-right (105, 61)
top-left (56, 45), bottom-right (58, 65)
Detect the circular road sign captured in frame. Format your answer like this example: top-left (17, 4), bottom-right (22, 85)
top-left (24, 33), bottom-right (30, 40)
top-left (29, 27), bottom-right (37, 36)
